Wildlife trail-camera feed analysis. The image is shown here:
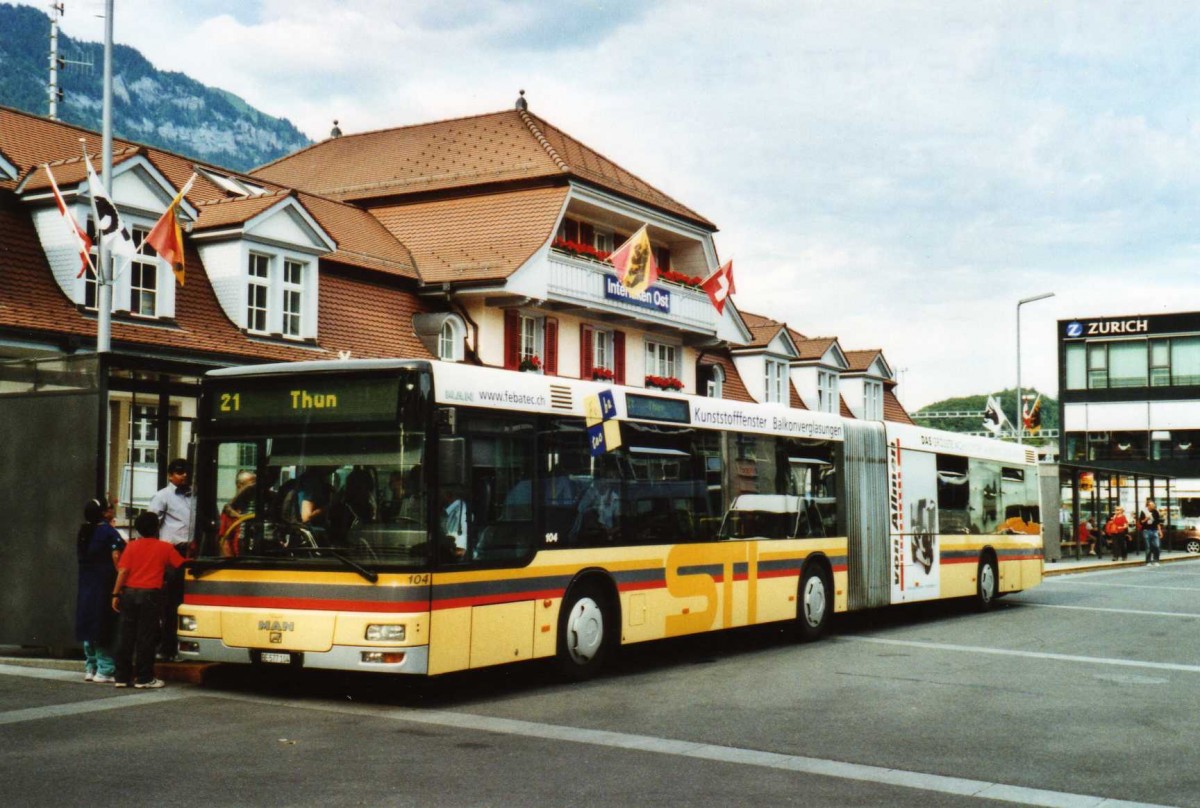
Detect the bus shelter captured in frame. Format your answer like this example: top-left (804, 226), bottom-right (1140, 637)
top-left (1041, 462), bottom-right (1175, 562)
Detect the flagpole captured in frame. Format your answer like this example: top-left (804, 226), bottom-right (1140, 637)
top-left (1016, 291), bottom-right (1055, 445)
top-left (97, 0), bottom-right (115, 354)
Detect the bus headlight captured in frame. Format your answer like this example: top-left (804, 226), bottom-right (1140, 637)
top-left (365, 624), bottom-right (405, 642)
top-left (178, 615), bottom-right (198, 632)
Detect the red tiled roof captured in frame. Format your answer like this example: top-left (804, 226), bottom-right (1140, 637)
top-left (251, 109), bottom-right (714, 229)
top-left (793, 336), bottom-right (838, 362)
top-left (843, 349), bottom-right (884, 373)
top-left (839, 395), bottom-right (855, 419)
top-left (0, 188), bottom-right (427, 364)
top-left (370, 186), bottom-right (568, 284)
top-left (699, 352), bottom-right (752, 403)
top-left (2, 106), bottom-right (416, 280)
top-left (883, 388), bottom-right (915, 425)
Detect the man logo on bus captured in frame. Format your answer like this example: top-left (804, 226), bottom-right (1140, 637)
top-left (1065, 322), bottom-right (1084, 338)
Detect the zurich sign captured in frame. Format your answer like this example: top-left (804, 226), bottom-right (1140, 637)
top-left (1065, 322), bottom-right (1084, 338)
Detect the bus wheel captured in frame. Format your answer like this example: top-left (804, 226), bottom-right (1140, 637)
top-left (556, 584), bottom-right (611, 679)
top-left (976, 556), bottom-right (999, 611)
top-left (796, 566), bottom-right (832, 642)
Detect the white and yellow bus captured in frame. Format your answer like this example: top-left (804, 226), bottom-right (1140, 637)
top-left (179, 360), bottom-right (1042, 677)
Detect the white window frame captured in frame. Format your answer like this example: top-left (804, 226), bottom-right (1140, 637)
top-left (593, 228), bottom-right (613, 254)
top-left (438, 316), bottom-right (466, 362)
top-left (242, 249), bottom-right (314, 340)
top-left (705, 364), bottom-right (725, 398)
top-left (128, 226), bottom-right (158, 318)
top-left (765, 358), bottom-right (787, 404)
top-left (817, 369), bottom-right (839, 414)
top-left (83, 216), bottom-right (175, 319)
top-left (519, 313), bottom-right (544, 362)
top-left (247, 252), bottom-right (271, 334)
top-left (864, 380), bottom-right (884, 420)
top-left (593, 328), bottom-right (614, 371)
top-left (281, 258), bottom-right (304, 338)
top-left (645, 340), bottom-right (678, 379)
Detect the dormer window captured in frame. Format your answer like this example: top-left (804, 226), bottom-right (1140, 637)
top-left (244, 251), bottom-right (311, 339)
top-left (818, 369), bottom-right (839, 414)
top-left (83, 220), bottom-right (171, 319)
top-left (765, 358), bottom-right (788, 404)
top-left (864, 380), bottom-right (884, 420)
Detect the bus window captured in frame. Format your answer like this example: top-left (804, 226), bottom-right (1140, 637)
top-left (970, 460), bottom-right (1002, 534)
top-left (200, 432), bottom-right (427, 565)
top-left (449, 414), bottom-right (536, 563)
top-left (936, 454), bottom-right (970, 534)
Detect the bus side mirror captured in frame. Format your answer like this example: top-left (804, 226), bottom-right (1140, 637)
top-left (438, 437), bottom-right (467, 488)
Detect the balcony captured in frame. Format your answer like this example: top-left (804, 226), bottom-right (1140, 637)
top-left (545, 250), bottom-right (716, 337)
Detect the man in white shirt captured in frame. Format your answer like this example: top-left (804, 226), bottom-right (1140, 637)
top-left (145, 458), bottom-right (193, 660)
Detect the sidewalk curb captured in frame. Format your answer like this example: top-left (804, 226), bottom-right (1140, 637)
top-left (1043, 553), bottom-right (1200, 577)
top-left (0, 655), bottom-right (217, 684)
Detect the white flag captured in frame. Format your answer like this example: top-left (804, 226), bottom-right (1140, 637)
top-left (83, 152), bottom-right (136, 264)
top-left (982, 395), bottom-right (1006, 435)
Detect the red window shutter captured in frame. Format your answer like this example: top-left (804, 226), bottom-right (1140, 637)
top-left (613, 330), bottom-right (626, 384)
top-left (503, 309), bottom-right (520, 370)
top-left (563, 218), bottom-right (579, 243)
top-left (580, 325), bottom-right (594, 378)
top-left (580, 222), bottom-right (595, 247)
top-left (544, 318), bottom-right (559, 376)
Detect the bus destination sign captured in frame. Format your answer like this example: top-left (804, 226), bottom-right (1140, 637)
top-left (210, 376), bottom-right (402, 425)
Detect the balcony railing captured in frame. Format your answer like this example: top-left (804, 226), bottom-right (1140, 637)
top-left (546, 250), bottom-right (716, 335)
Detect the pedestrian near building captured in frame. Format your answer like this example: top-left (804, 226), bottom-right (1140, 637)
top-left (111, 511), bottom-right (185, 689)
top-left (1139, 499), bottom-right (1164, 566)
top-left (76, 497), bottom-right (125, 684)
top-left (146, 458), bottom-right (193, 659)
top-left (1105, 507), bottom-right (1130, 561)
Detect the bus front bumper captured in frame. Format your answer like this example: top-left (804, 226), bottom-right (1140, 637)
top-left (180, 637), bottom-right (430, 674)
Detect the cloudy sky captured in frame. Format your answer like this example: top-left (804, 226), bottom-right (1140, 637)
top-left (37, 0), bottom-right (1200, 409)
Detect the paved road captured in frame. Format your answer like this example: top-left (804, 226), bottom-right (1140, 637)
top-left (4, 560), bottom-right (1200, 807)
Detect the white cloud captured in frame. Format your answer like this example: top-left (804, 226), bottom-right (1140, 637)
top-left (31, 0), bottom-right (1200, 407)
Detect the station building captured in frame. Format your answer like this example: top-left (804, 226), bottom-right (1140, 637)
top-left (1055, 311), bottom-right (1200, 554)
top-left (0, 97), bottom-right (914, 645)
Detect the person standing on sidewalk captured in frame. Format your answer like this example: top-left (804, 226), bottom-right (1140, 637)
top-left (76, 497), bottom-right (125, 684)
top-left (111, 511), bottom-right (185, 689)
top-left (1105, 507), bottom-right (1130, 561)
top-left (146, 458), bottom-right (193, 660)
top-left (1139, 499), bottom-right (1164, 566)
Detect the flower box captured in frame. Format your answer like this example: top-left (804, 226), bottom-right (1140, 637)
top-left (519, 355), bottom-right (542, 373)
top-left (591, 367), bottom-right (615, 382)
top-left (644, 375), bottom-right (683, 391)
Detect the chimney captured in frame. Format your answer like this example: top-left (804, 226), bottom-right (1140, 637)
top-left (515, 90), bottom-right (527, 111)
top-left (330, 119), bottom-right (342, 138)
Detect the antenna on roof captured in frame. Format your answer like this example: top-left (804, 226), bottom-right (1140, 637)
top-left (515, 89), bottom-right (528, 111)
top-left (46, 3), bottom-right (93, 120)
top-left (330, 119), bottom-right (342, 138)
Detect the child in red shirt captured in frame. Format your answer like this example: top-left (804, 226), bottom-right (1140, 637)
top-left (111, 511), bottom-right (185, 688)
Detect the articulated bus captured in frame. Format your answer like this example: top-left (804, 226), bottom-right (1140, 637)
top-left (178, 360), bottom-right (1043, 677)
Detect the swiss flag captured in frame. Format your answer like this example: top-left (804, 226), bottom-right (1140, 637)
top-left (700, 260), bottom-right (735, 314)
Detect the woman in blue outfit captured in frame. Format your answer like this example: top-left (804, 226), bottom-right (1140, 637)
top-left (76, 498), bottom-right (125, 683)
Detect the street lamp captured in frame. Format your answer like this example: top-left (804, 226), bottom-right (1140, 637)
top-left (1016, 292), bottom-right (1055, 444)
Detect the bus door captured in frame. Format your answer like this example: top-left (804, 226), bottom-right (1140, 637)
top-left (430, 412), bottom-right (540, 673)
top-left (889, 446), bottom-right (941, 603)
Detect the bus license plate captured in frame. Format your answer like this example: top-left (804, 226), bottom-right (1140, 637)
top-left (261, 652), bottom-right (292, 665)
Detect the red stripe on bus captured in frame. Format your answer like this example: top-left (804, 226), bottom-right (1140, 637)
top-left (184, 594), bottom-right (427, 612)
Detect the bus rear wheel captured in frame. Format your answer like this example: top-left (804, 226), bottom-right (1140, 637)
top-left (795, 566), bottom-right (832, 642)
top-left (556, 584), bottom-right (612, 680)
top-left (975, 556), bottom-right (999, 611)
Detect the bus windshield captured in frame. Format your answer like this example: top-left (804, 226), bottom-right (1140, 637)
top-left (196, 431), bottom-right (428, 567)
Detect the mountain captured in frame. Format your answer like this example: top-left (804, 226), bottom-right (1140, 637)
top-left (0, 3), bottom-right (311, 172)
top-left (913, 389), bottom-right (1059, 442)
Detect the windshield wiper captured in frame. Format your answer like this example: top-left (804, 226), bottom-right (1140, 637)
top-left (289, 546), bottom-right (379, 583)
